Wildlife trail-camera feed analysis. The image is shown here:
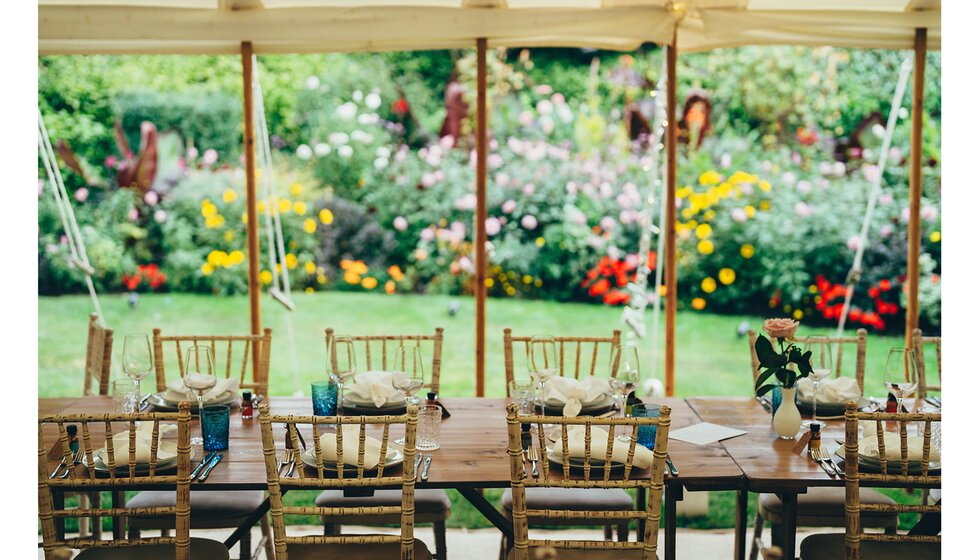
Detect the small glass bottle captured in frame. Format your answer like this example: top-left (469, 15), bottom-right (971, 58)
top-left (885, 392), bottom-right (898, 413)
top-left (808, 422), bottom-right (821, 454)
top-left (624, 391), bottom-right (639, 417)
top-left (66, 425), bottom-right (79, 455)
top-left (426, 391), bottom-right (437, 407)
top-left (241, 391), bottom-right (254, 420)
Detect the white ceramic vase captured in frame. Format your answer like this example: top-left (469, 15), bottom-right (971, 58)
top-left (773, 386), bottom-right (801, 439)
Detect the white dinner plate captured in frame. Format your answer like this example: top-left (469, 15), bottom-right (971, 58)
top-left (299, 447), bottom-right (404, 472)
top-left (83, 445), bottom-right (196, 474)
top-left (149, 390), bottom-right (239, 411)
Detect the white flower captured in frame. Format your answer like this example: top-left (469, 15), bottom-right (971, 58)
top-left (880, 224), bottom-right (893, 238)
top-left (731, 208), bottom-right (747, 222)
top-left (794, 202), bottom-right (813, 217)
top-left (314, 143), bottom-right (331, 156)
top-left (922, 205), bottom-right (939, 222)
top-left (556, 104), bottom-right (574, 123)
top-left (202, 149), bottom-right (218, 166)
top-left (534, 85), bottom-right (553, 95)
top-left (336, 102), bottom-right (358, 121)
top-left (365, 92), bottom-right (382, 110)
top-left (862, 165), bottom-right (880, 183)
top-left (565, 181), bottom-right (578, 195)
top-left (600, 216), bottom-right (616, 231)
top-left (421, 172), bottom-right (438, 188)
top-left (782, 172), bottom-right (797, 186)
top-left (393, 216), bottom-right (408, 231)
top-left (75, 187), bottom-right (89, 202)
top-left (523, 183), bottom-right (535, 196)
top-left (720, 153), bottom-right (732, 168)
top-left (550, 93), bottom-right (565, 105)
top-left (351, 130), bottom-right (373, 144)
top-left (502, 199), bottom-right (517, 214)
top-left (439, 135), bottom-right (455, 150)
top-left (847, 235), bottom-right (863, 251)
top-left (833, 161), bottom-right (847, 177)
top-left (520, 215), bottom-right (538, 230)
top-left (328, 132), bottom-right (349, 145)
top-left (485, 217), bottom-right (501, 236)
top-left (296, 144), bottom-right (313, 160)
top-left (536, 99), bottom-right (554, 115)
top-left (305, 76), bottom-right (320, 90)
top-left (540, 116), bottom-right (555, 134)
top-left (569, 207), bottom-right (587, 226)
top-left (144, 191), bottom-right (159, 206)
top-left (872, 123), bottom-right (885, 138)
top-left (154, 209), bottom-right (167, 223)
top-left (488, 153), bottom-right (504, 169)
top-left (454, 194), bottom-right (477, 210)
top-left (797, 180), bottom-right (812, 194)
top-left (375, 146), bottom-right (391, 159)
top-left (352, 90), bottom-right (363, 102)
top-left (420, 228), bottom-right (435, 242)
top-left (519, 111), bottom-right (534, 127)
top-left (373, 157), bottom-right (388, 170)
top-left (338, 145), bottom-right (354, 158)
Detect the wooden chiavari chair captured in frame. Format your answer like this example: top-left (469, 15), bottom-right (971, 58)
top-left (911, 328), bottom-right (941, 398)
top-left (319, 327), bottom-right (449, 559)
top-left (133, 329), bottom-right (274, 560)
top-left (503, 403), bottom-right (671, 559)
top-left (800, 402), bottom-right (941, 559)
top-left (503, 329), bottom-right (622, 397)
top-left (258, 403), bottom-right (432, 559)
top-left (38, 403), bottom-right (228, 559)
top-left (746, 328), bottom-right (895, 560)
top-left (84, 313), bottom-right (113, 397)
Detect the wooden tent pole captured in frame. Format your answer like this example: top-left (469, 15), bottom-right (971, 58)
top-left (905, 28), bottom-right (926, 349)
top-left (475, 38), bottom-right (488, 397)
top-left (664, 30), bottom-right (678, 397)
top-left (241, 41), bottom-right (262, 376)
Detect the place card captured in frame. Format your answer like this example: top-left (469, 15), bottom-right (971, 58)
top-left (668, 422), bottom-right (746, 446)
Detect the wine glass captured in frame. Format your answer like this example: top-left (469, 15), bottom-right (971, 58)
top-left (527, 336), bottom-right (559, 415)
top-left (183, 345), bottom-right (217, 445)
top-left (329, 336), bottom-right (358, 412)
top-left (802, 335), bottom-right (833, 429)
top-left (608, 344), bottom-right (640, 441)
top-left (391, 344), bottom-right (426, 445)
top-left (121, 334), bottom-right (153, 412)
top-left (883, 347), bottom-right (919, 415)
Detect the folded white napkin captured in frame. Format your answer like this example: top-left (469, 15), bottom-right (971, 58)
top-left (797, 376), bottom-right (861, 405)
top-left (857, 432), bottom-right (941, 463)
top-left (99, 422), bottom-right (178, 464)
top-left (346, 370), bottom-right (402, 408)
top-left (551, 426), bottom-right (654, 469)
top-left (318, 426), bottom-right (387, 469)
top-left (164, 376), bottom-right (239, 404)
top-left (542, 376), bottom-right (609, 417)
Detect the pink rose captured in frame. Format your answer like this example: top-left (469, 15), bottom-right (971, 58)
top-left (393, 216), bottom-right (408, 231)
top-left (520, 215), bottom-right (538, 230)
top-left (762, 318), bottom-right (799, 340)
top-left (501, 199), bottom-right (517, 214)
top-left (485, 217), bottom-right (501, 236)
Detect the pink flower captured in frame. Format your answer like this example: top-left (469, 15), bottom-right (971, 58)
top-left (862, 165), bottom-right (880, 183)
top-left (762, 318), bottom-right (799, 340)
top-left (154, 209), bottom-right (167, 223)
top-left (501, 199), bottom-right (517, 214)
top-left (74, 188), bottom-right (89, 202)
top-left (794, 202), bottom-right (813, 217)
top-left (105, 155), bottom-right (118, 169)
top-left (534, 84), bottom-right (553, 95)
top-left (565, 181), bottom-right (578, 195)
top-left (522, 183), bottom-right (536, 196)
top-left (922, 205), bottom-right (939, 222)
top-left (879, 224), bottom-right (893, 238)
top-left (569, 208), bottom-right (587, 226)
top-left (520, 215), bottom-right (538, 230)
top-left (202, 149), bottom-right (218, 166)
top-left (454, 194), bottom-right (477, 210)
top-left (144, 191), bottom-right (159, 206)
top-left (847, 235), bottom-right (862, 251)
top-left (485, 217), bottom-right (501, 236)
top-left (600, 216), bottom-right (616, 231)
top-left (878, 193), bottom-right (894, 205)
top-left (38, 180), bottom-right (44, 196)
top-left (731, 208), bottom-right (747, 222)
top-left (488, 153), bottom-right (504, 169)
top-left (186, 147), bottom-right (198, 160)
top-left (393, 216), bottom-right (408, 231)
top-left (495, 173), bottom-right (510, 187)
top-left (439, 135), bottom-right (455, 150)
top-left (421, 172), bottom-right (438, 188)
top-left (519, 111), bottom-right (534, 126)
top-left (796, 181), bottom-right (812, 194)
top-left (536, 99), bottom-right (554, 115)
top-left (128, 207), bottom-right (139, 221)
top-left (420, 228), bottom-right (435, 242)
top-left (550, 93), bottom-right (565, 105)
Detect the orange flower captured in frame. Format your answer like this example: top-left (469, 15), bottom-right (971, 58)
top-left (387, 265), bottom-right (405, 282)
top-left (588, 278), bottom-right (611, 297)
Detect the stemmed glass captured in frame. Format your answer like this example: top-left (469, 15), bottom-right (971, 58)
top-left (527, 335), bottom-right (559, 415)
top-left (883, 347), bottom-right (919, 415)
top-left (329, 336), bottom-right (358, 412)
top-left (608, 344), bottom-right (640, 441)
top-left (802, 335), bottom-right (833, 428)
top-left (183, 345), bottom-right (217, 445)
top-left (392, 344), bottom-right (426, 445)
top-left (121, 334), bottom-right (153, 412)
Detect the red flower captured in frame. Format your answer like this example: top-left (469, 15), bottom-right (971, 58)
top-left (875, 300), bottom-right (889, 315)
top-left (588, 278), bottom-right (611, 297)
top-left (822, 308), bottom-right (835, 319)
top-left (603, 290), bottom-right (630, 306)
top-left (122, 274), bottom-right (141, 291)
top-left (868, 286), bottom-right (880, 299)
top-left (391, 98), bottom-right (409, 115)
top-left (848, 309), bottom-right (862, 322)
top-left (878, 279), bottom-right (892, 292)
top-left (647, 251), bottom-right (657, 270)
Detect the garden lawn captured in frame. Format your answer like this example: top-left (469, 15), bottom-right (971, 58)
top-left (39, 292), bottom-right (938, 530)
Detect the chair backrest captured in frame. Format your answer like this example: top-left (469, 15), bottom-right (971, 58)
top-left (324, 328), bottom-right (444, 394)
top-left (258, 404), bottom-right (420, 560)
top-left (843, 401), bottom-right (941, 556)
top-left (152, 328), bottom-right (273, 396)
top-left (911, 328), bottom-right (941, 397)
top-left (38, 403), bottom-right (192, 559)
top-left (503, 329), bottom-right (622, 396)
top-left (84, 313), bottom-right (114, 396)
top-left (505, 403), bottom-right (670, 560)
top-left (748, 329), bottom-right (868, 393)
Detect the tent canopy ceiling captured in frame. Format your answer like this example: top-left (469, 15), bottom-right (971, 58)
top-left (39, 0), bottom-right (940, 55)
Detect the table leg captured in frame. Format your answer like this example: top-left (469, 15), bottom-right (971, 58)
top-left (636, 486), bottom-right (647, 540)
top-left (223, 490), bottom-right (286, 550)
top-left (735, 488), bottom-right (748, 560)
top-left (664, 484), bottom-right (682, 560)
top-left (779, 492), bottom-right (798, 560)
top-left (457, 487), bottom-right (514, 540)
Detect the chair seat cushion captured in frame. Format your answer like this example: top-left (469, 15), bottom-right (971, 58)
top-left (800, 533), bottom-right (940, 560)
top-left (759, 488), bottom-right (898, 527)
top-left (74, 537), bottom-right (229, 559)
top-left (315, 488), bottom-right (451, 514)
top-left (284, 538), bottom-right (432, 560)
top-left (501, 488), bottom-right (633, 513)
top-left (126, 490), bottom-right (265, 528)
top-left (507, 545), bottom-right (656, 560)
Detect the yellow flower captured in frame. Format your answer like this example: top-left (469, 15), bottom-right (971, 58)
top-left (719, 268), bottom-right (736, 285)
top-left (385, 280), bottom-right (396, 294)
top-left (695, 223), bottom-right (712, 240)
top-left (681, 207), bottom-right (695, 220)
top-left (277, 198), bottom-right (291, 214)
top-left (659, 285), bottom-right (667, 296)
top-left (343, 271), bottom-right (361, 285)
top-left (304, 261), bottom-right (316, 275)
top-left (691, 297), bottom-right (706, 311)
top-left (506, 286), bottom-right (517, 296)
top-left (793, 309), bottom-right (804, 320)
top-left (759, 180), bottom-right (772, 192)
top-left (290, 183), bottom-right (303, 196)
top-left (808, 284), bottom-right (818, 294)
top-left (317, 274), bottom-right (327, 285)
top-left (361, 277), bottom-right (378, 290)
top-left (701, 277), bottom-right (717, 293)
top-left (201, 263), bottom-right (214, 276)
top-left (677, 186), bottom-right (693, 199)
top-left (535, 237), bottom-right (545, 247)
top-left (223, 230), bottom-right (235, 243)
top-left (697, 239), bottom-right (714, 255)
top-left (319, 209), bottom-right (334, 225)
top-left (229, 250), bottom-right (245, 265)
top-left (207, 250), bottom-right (227, 267)
top-left (303, 218), bottom-right (317, 234)
top-left (259, 270), bottom-right (273, 285)
top-left (305, 287), bottom-right (314, 294)
top-left (729, 171), bottom-right (756, 185)
top-left (285, 253), bottom-right (298, 269)
top-left (740, 244), bottom-right (755, 259)
top-left (222, 189), bottom-right (237, 204)
top-left (241, 212), bottom-right (249, 225)
top-left (703, 210), bottom-right (716, 221)
top-left (929, 231), bottom-right (941, 243)
top-left (744, 205), bottom-right (757, 218)
top-left (760, 200), bottom-right (771, 211)
top-left (783, 304), bottom-right (792, 314)
top-left (698, 171), bottom-right (722, 186)
top-left (200, 200), bottom-right (217, 218)
top-left (485, 278), bottom-right (494, 288)
top-left (534, 279), bottom-right (543, 287)
top-left (523, 275), bottom-right (533, 284)
top-left (293, 201), bottom-right (308, 216)
top-left (257, 201), bottom-right (266, 214)
top-left (205, 214), bottom-right (225, 229)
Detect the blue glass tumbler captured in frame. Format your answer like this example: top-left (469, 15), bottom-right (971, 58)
top-left (201, 405), bottom-right (230, 452)
top-left (312, 380), bottom-right (339, 416)
top-left (632, 403), bottom-right (660, 450)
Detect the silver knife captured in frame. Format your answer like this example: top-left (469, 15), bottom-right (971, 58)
top-left (420, 454), bottom-right (432, 482)
top-left (413, 453), bottom-right (424, 481)
top-left (665, 455), bottom-right (679, 476)
top-left (138, 393), bottom-right (152, 412)
top-left (190, 450), bottom-right (218, 481)
top-left (196, 453), bottom-right (223, 482)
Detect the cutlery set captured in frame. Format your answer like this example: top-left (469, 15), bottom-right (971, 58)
top-left (48, 449), bottom-right (82, 479)
top-left (811, 447), bottom-right (844, 478)
top-left (191, 450), bottom-right (223, 482)
top-left (277, 449), bottom-right (298, 478)
top-left (417, 453), bottom-right (433, 482)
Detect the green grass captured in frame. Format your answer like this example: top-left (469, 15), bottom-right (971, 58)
top-left (39, 292), bottom-right (938, 530)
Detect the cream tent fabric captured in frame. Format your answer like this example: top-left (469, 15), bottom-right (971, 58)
top-left (39, 0), bottom-right (940, 55)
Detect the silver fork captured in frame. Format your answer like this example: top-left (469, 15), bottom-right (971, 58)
top-left (528, 447), bottom-right (540, 478)
top-left (277, 449), bottom-right (294, 476)
top-left (810, 448), bottom-right (836, 478)
top-left (819, 447), bottom-right (845, 477)
top-left (284, 449), bottom-right (298, 477)
top-left (58, 449), bottom-right (83, 479)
